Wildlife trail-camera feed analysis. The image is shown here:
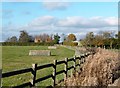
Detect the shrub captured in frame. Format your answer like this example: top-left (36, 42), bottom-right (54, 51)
top-left (63, 41), bottom-right (78, 46)
top-left (2, 42), bottom-right (54, 46)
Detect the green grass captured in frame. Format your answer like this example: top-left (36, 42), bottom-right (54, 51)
top-left (2, 46), bottom-right (75, 86)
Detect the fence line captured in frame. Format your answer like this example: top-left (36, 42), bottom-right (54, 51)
top-left (2, 52), bottom-right (93, 87)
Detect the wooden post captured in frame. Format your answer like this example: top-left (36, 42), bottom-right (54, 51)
top-left (84, 53), bottom-right (87, 61)
top-left (52, 60), bottom-right (57, 87)
top-left (71, 69), bottom-right (73, 78)
top-left (74, 56), bottom-right (76, 72)
top-left (31, 63), bottom-right (37, 87)
top-left (82, 55), bottom-right (84, 63)
top-left (86, 52), bottom-right (88, 56)
top-left (81, 54), bottom-right (84, 64)
top-left (79, 55), bottom-right (81, 68)
top-left (84, 53), bottom-right (87, 62)
top-left (88, 52), bottom-right (90, 55)
top-left (64, 58), bottom-right (68, 80)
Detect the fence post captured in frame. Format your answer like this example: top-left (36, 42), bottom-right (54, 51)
top-left (79, 55), bottom-right (81, 68)
top-left (81, 54), bottom-right (84, 63)
top-left (71, 69), bottom-right (73, 78)
top-left (31, 63), bottom-right (37, 87)
top-left (52, 60), bottom-right (57, 87)
top-left (74, 56), bottom-right (76, 72)
top-left (85, 53), bottom-right (87, 57)
top-left (64, 58), bottom-right (68, 80)
top-left (84, 53), bottom-right (87, 62)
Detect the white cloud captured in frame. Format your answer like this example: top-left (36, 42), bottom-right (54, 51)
top-left (2, 22), bottom-right (22, 41)
top-left (56, 16), bottom-right (118, 28)
top-left (104, 17), bottom-right (118, 25)
top-left (42, 2), bottom-right (69, 10)
top-left (28, 16), bottom-right (56, 26)
top-left (2, 16), bottom-right (118, 41)
top-left (22, 16), bottom-right (118, 37)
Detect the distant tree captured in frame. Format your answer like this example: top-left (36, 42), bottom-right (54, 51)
top-left (85, 32), bottom-right (94, 47)
top-left (43, 34), bottom-right (52, 42)
top-left (115, 34), bottom-right (118, 38)
top-left (60, 33), bottom-right (66, 43)
top-left (93, 35), bottom-right (104, 47)
top-left (53, 33), bottom-right (60, 44)
top-left (10, 36), bottom-right (17, 42)
top-left (118, 31), bottom-right (120, 44)
top-left (80, 39), bottom-right (88, 47)
top-left (39, 33), bottom-right (52, 42)
top-left (102, 31), bottom-right (111, 39)
top-left (81, 31), bottom-right (119, 49)
top-left (6, 38), bottom-right (10, 42)
top-left (102, 31), bottom-right (115, 49)
top-left (29, 35), bottom-right (34, 42)
top-left (6, 36), bottom-right (17, 42)
top-left (115, 31), bottom-right (120, 48)
top-left (50, 34), bottom-right (54, 40)
top-left (19, 30), bottom-right (30, 42)
top-left (67, 34), bottom-right (76, 41)
top-left (117, 31), bottom-right (120, 39)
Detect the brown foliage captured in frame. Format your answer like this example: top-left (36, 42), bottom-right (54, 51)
top-left (35, 34), bottom-right (52, 43)
top-left (63, 41), bottom-right (78, 46)
top-left (67, 34), bottom-right (76, 41)
top-left (65, 48), bottom-right (120, 86)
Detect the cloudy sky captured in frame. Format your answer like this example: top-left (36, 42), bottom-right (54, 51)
top-left (1, 1), bottom-right (118, 42)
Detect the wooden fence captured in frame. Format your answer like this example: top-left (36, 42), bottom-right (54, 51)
top-left (2, 52), bottom-right (93, 87)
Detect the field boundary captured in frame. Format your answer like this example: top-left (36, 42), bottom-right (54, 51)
top-left (2, 52), bottom-right (93, 87)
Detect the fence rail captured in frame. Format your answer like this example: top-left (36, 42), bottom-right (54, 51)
top-left (2, 52), bottom-right (93, 87)
top-left (2, 68), bottom-right (32, 78)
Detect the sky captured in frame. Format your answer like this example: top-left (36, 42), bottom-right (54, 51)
top-left (1, 1), bottom-right (118, 42)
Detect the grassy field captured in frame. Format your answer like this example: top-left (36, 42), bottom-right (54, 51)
top-left (2, 46), bottom-right (75, 86)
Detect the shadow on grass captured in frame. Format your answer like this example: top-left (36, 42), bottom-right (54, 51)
top-left (50, 55), bottom-right (57, 56)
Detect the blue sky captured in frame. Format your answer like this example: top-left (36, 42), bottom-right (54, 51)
top-left (1, 2), bottom-right (118, 42)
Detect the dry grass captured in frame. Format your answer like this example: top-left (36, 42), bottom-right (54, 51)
top-left (64, 48), bottom-right (120, 86)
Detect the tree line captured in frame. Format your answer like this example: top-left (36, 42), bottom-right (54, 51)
top-left (5, 30), bottom-right (77, 44)
top-left (3, 30), bottom-right (120, 49)
top-left (81, 31), bottom-right (120, 49)
top-left (3, 30), bottom-right (60, 46)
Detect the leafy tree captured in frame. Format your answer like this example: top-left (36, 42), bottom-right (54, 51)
top-left (53, 33), bottom-right (60, 44)
top-left (67, 34), bottom-right (76, 41)
top-left (85, 32), bottom-right (94, 47)
top-left (81, 31), bottom-right (119, 49)
top-left (114, 31), bottom-right (120, 49)
top-left (93, 35), bottom-right (104, 47)
top-left (19, 30), bottom-right (30, 42)
top-left (80, 39), bottom-right (88, 47)
top-left (102, 31), bottom-right (115, 49)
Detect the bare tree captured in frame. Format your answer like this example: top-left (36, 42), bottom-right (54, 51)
top-left (19, 30), bottom-right (30, 42)
top-left (6, 36), bottom-right (17, 42)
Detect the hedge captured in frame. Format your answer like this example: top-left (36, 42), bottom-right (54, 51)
top-left (63, 41), bottom-right (78, 46)
top-left (2, 42), bottom-right (54, 46)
